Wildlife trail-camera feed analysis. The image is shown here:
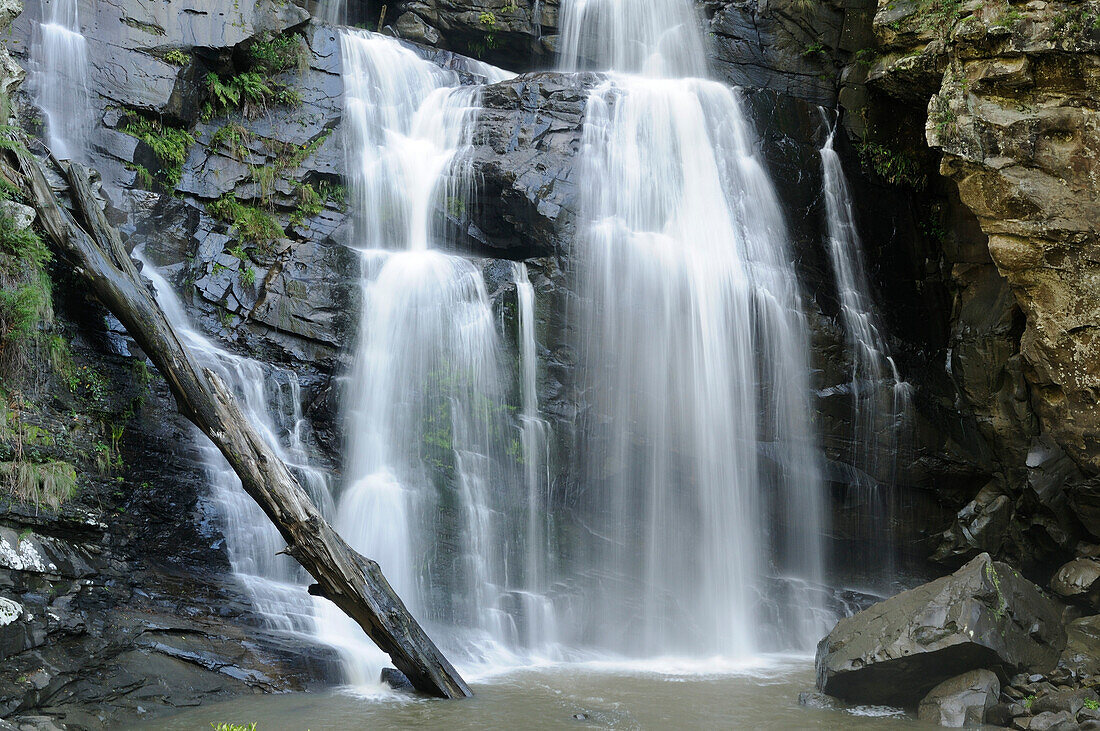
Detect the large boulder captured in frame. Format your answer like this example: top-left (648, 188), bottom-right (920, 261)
top-left (816, 553), bottom-right (1067, 707)
top-left (917, 669), bottom-right (1000, 727)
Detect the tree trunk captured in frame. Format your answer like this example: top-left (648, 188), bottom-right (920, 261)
top-left (12, 148), bottom-right (471, 699)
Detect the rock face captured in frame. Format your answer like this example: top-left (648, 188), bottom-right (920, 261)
top-left (917, 669), bottom-right (1000, 727)
top-left (816, 553), bottom-right (1066, 706)
top-left (860, 0), bottom-right (1100, 561)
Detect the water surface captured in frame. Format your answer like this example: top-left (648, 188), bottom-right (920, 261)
top-left (148, 658), bottom-right (928, 730)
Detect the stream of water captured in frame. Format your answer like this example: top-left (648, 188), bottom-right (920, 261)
top-left (819, 120), bottom-right (912, 584)
top-left (31, 0), bottom-right (90, 160)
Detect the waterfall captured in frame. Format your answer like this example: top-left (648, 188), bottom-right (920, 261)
top-left (134, 250), bottom-right (333, 637)
top-left (31, 0), bottom-right (90, 160)
top-left (561, 0), bottom-right (828, 655)
top-left (331, 30), bottom-right (531, 681)
top-left (513, 263), bottom-right (557, 653)
top-left (819, 122), bottom-right (911, 582)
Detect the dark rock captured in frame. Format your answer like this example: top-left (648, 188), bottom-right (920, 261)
top-left (816, 553), bottom-right (1067, 707)
top-left (798, 690), bottom-right (841, 710)
top-left (1051, 559), bottom-right (1100, 609)
top-left (1058, 615), bottom-right (1100, 678)
top-left (379, 667), bottom-right (413, 691)
top-left (1028, 711), bottom-right (1078, 731)
top-left (986, 701), bottom-right (1026, 726)
top-left (1032, 688), bottom-right (1099, 716)
top-left (917, 669), bottom-right (1000, 727)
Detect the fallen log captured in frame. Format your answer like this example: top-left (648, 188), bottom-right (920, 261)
top-left (12, 148), bottom-right (472, 699)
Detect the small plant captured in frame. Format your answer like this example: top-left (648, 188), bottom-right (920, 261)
top-left (207, 195), bottom-right (283, 244)
top-left (121, 115), bottom-right (195, 186)
top-left (211, 723), bottom-right (257, 731)
top-left (1085, 699), bottom-right (1100, 711)
top-left (1023, 694), bottom-right (1036, 710)
top-left (801, 41), bottom-right (827, 59)
top-left (857, 142), bottom-right (927, 189)
top-left (247, 32), bottom-right (306, 75)
top-left (0, 460), bottom-right (77, 508)
top-left (164, 48), bottom-right (190, 66)
top-left (241, 266), bottom-right (256, 286)
top-left (289, 182), bottom-right (323, 224)
top-left (203, 71), bottom-right (301, 120)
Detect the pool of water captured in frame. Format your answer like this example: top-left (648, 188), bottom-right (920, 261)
top-left (144, 656), bottom-right (932, 730)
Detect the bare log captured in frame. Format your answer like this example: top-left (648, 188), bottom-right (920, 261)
top-left (13, 149), bottom-right (471, 699)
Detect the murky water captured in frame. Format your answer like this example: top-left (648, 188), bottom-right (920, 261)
top-left (144, 659), bottom-right (929, 730)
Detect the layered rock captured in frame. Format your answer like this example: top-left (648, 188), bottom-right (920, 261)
top-left (816, 553), bottom-right (1066, 706)
top-left (860, 0), bottom-right (1100, 562)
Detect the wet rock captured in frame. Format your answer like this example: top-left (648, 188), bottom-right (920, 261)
top-left (379, 667), bottom-right (413, 690)
top-left (1058, 615), bottom-right (1100, 678)
top-left (1051, 559), bottom-right (1100, 609)
top-left (816, 553), bottom-right (1067, 707)
top-left (1028, 711), bottom-right (1078, 731)
top-left (1032, 688), bottom-right (1099, 716)
top-left (462, 71), bottom-right (597, 259)
top-left (799, 690), bottom-right (842, 710)
top-left (986, 701), bottom-right (1026, 726)
top-left (917, 669), bottom-right (1000, 727)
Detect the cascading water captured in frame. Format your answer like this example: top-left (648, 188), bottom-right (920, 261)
top-left (562, 0), bottom-right (828, 655)
top-left (512, 263), bottom-right (557, 652)
top-left (819, 122), bottom-right (911, 583)
top-left (329, 31), bottom-right (529, 682)
top-left (135, 250), bottom-right (333, 636)
top-left (31, 0), bottom-right (90, 159)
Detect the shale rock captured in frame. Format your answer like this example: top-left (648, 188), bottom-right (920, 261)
top-left (816, 553), bottom-right (1066, 706)
top-left (917, 669), bottom-right (1000, 727)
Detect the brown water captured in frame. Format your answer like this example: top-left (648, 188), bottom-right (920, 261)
top-left (145, 658), bottom-right (933, 730)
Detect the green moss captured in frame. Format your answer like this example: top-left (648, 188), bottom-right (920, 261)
top-left (121, 115), bottom-right (195, 186)
top-left (0, 194), bottom-right (52, 362)
top-left (207, 195), bottom-right (283, 244)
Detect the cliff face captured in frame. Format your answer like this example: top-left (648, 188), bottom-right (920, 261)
top-left (854, 0), bottom-right (1100, 567)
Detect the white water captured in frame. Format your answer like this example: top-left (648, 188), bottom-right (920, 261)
top-left (512, 263), bottom-right (557, 653)
top-left (135, 250), bottom-right (332, 638)
top-left (32, 0), bottom-right (90, 160)
top-left (819, 122), bottom-right (911, 580)
top-left (331, 31), bottom-right (531, 682)
top-left (562, 0), bottom-right (828, 656)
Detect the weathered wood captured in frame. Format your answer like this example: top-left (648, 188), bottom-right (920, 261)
top-left (14, 149), bottom-right (471, 699)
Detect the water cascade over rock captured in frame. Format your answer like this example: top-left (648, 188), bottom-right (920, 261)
top-left (30, 0), bottom-right (89, 159)
top-left (329, 31), bottom-right (530, 681)
top-left (134, 249), bottom-right (332, 638)
top-left (561, 0), bottom-right (828, 655)
top-left (819, 121), bottom-right (911, 585)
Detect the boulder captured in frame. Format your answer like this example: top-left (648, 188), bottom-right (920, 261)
top-left (380, 667), bottom-right (413, 691)
top-left (917, 669), bottom-right (1000, 727)
top-left (816, 553), bottom-right (1067, 707)
top-left (1051, 559), bottom-right (1100, 609)
top-left (1058, 614), bottom-right (1100, 678)
top-left (1028, 711), bottom-right (1078, 731)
